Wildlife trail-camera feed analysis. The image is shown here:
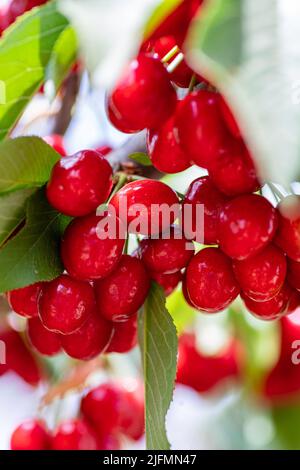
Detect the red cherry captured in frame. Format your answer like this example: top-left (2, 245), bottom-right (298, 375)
top-left (275, 195), bottom-right (300, 261)
top-left (118, 379), bottom-right (144, 441)
top-left (27, 317), bottom-right (61, 356)
top-left (61, 213), bottom-right (125, 281)
top-left (241, 283), bottom-right (293, 321)
top-left (38, 274), bottom-right (95, 335)
top-left (182, 276), bottom-right (195, 308)
top-left (47, 150), bottom-right (113, 217)
top-left (150, 270), bottom-right (183, 296)
top-left (95, 145), bottom-right (113, 156)
top-left (233, 244), bottom-right (287, 302)
top-left (6, 282), bottom-right (44, 318)
top-left (81, 383), bottom-right (123, 434)
top-left (185, 247), bottom-right (240, 313)
top-left (287, 258), bottom-right (300, 291)
top-left (52, 419), bottom-right (98, 450)
top-left (218, 194), bottom-right (278, 260)
top-left (95, 255), bottom-right (150, 322)
top-left (176, 333), bottom-right (240, 392)
top-left (209, 138), bottom-right (261, 196)
top-left (43, 134), bottom-right (67, 156)
top-left (10, 419), bottom-right (50, 450)
top-left (147, 107), bottom-right (191, 174)
top-left (175, 90), bottom-right (227, 169)
top-left (110, 179), bottom-right (179, 235)
top-left (96, 431), bottom-right (121, 450)
top-left (287, 290), bottom-right (300, 314)
top-left (182, 176), bottom-right (229, 245)
top-left (139, 227), bottom-right (194, 274)
top-left (219, 96), bottom-right (242, 139)
top-left (107, 54), bottom-right (176, 133)
top-left (61, 309), bottom-right (113, 360)
top-left (152, 35), bottom-right (193, 88)
top-left (107, 314), bottom-right (138, 354)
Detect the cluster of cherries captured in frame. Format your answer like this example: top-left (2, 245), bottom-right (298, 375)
top-left (10, 380), bottom-right (144, 450)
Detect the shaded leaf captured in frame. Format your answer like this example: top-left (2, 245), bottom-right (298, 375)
top-left (0, 188), bottom-right (34, 246)
top-left (129, 152), bottom-right (152, 167)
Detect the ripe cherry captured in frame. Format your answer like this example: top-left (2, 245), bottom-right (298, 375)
top-left (96, 432), bottom-right (121, 450)
top-left (139, 227), bottom-right (194, 274)
top-left (209, 138), bottom-right (260, 197)
top-left (176, 333), bottom-right (240, 392)
top-left (6, 282), bottom-right (44, 318)
top-left (275, 195), bottom-right (300, 261)
top-left (287, 258), bottom-right (300, 291)
top-left (61, 309), bottom-right (113, 360)
top-left (52, 419), bottom-right (98, 450)
top-left (241, 283), bottom-right (293, 321)
top-left (175, 90), bottom-right (227, 169)
top-left (147, 107), bottom-right (191, 174)
top-left (81, 383), bottom-right (123, 434)
top-left (150, 270), bottom-right (183, 296)
top-left (43, 134), bottom-right (67, 156)
top-left (233, 244), bottom-right (287, 302)
top-left (182, 176), bottom-right (228, 245)
top-left (27, 317), bottom-right (61, 356)
top-left (95, 255), bottom-right (150, 322)
top-left (107, 314), bottom-right (138, 354)
top-left (219, 96), bottom-right (242, 139)
top-left (107, 54), bottom-right (176, 133)
top-left (47, 150), bottom-right (113, 217)
top-left (218, 194), bottom-right (278, 260)
top-left (10, 419), bottom-right (50, 450)
top-left (95, 145), bottom-right (113, 156)
top-left (118, 379), bottom-right (144, 441)
top-left (61, 213), bottom-right (125, 281)
top-left (38, 274), bottom-right (95, 335)
top-left (110, 179), bottom-right (179, 235)
top-left (185, 247), bottom-right (240, 312)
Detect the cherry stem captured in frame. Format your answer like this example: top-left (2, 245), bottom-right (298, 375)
top-left (167, 52), bottom-right (184, 73)
top-left (188, 74), bottom-right (197, 92)
top-left (106, 172), bottom-right (128, 204)
top-left (161, 45), bottom-right (179, 64)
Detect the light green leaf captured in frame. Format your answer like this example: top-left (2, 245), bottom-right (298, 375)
top-left (0, 189), bottom-right (67, 293)
top-left (129, 152), bottom-right (152, 167)
top-left (0, 2), bottom-right (70, 139)
top-left (0, 188), bottom-right (34, 246)
top-left (139, 282), bottom-right (178, 450)
top-left (0, 136), bottom-right (60, 194)
top-left (186, 0), bottom-right (300, 184)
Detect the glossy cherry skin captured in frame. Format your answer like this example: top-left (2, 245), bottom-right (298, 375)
top-left (110, 179), bottom-right (179, 236)
top-left (43, 134), bottom-right (67, 156)
top-left (287, 258), bottom-right (300, 291)
top-left (107, 54), bottom-right (176, 133)
top-left (10, 420), bottom-right (50, 450)
top-left (218, 194), bottom-right (278, 260)
top-left (6, 282), bottom-right (44, 318)
top-left (107, 313), bottom-right (138, 353)
top-left (38, 274), bottom-right (95, 335)
top-left (52, 419), bottom-right (98, 450)
top-left (81, 383), bottom-right (123, 434)
top-left (233, 244), bottom-right (287, 302)
top-left (182, 176), bottom-right (229, 245)
top-left (209, 138), bottom-right (261, 197)
top-left (61, 213), bottom-right (125, 281)
top-left (241, 283), bottom-right (293, 321)
top-left (147, 108), bottom-right (191, 174)
top-left (176, 333), bottom-right (240, 392)
top-left (47, 150), bottom-right (113, 217)
top-left (27, 317), bottom-right (61, 356)
top-left (219, 96), bottom-right (242, 139)
top-left (185, 247), bottom-right (240, 313)
top-left (95, 145), bottom-right (113, 156)
top-left (139, 227), bottom-right (194, 274)
top-left (175, 90), bottom-right (227, 169)
top-left (95, 255), bottom-right (150, 322)
top-left (61, 309), bottom-right (113, 360)
top-left (275, 195), bottom-right (300, 261)
top-left (118, 379), bottom-right (144, 441)
top-left (152, 35), bottom-right (193, 88)
top-left (150, 270), bottom-right (183, 296)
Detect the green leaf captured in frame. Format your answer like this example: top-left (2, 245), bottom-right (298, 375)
top-left (0, 189), bottom-right (66, 293)
top-left (186, 0), bottom-right (300, 184)
top-left (0, 136), bottom-right (60, 195)
top-left (129, 152), bottom-right (152, 167)
top-left (139, 282), bottom-right (178, 450)
top-left (0, 2), bottom-right (70, 139)
top-left (0, 188), bottom-right (34, 246)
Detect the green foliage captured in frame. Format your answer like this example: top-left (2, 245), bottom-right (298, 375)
top-left (129, 152), bottom-right (152, 167)
top-left (0, 188), bottom-right (33, 246)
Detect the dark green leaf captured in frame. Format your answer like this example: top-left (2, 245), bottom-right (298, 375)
top-left (139, 282), bottom-right (178, 450)
top-left (0, 188), bottom-right (34, 246)
top-left (129, 152), bottom-right (152, 167)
